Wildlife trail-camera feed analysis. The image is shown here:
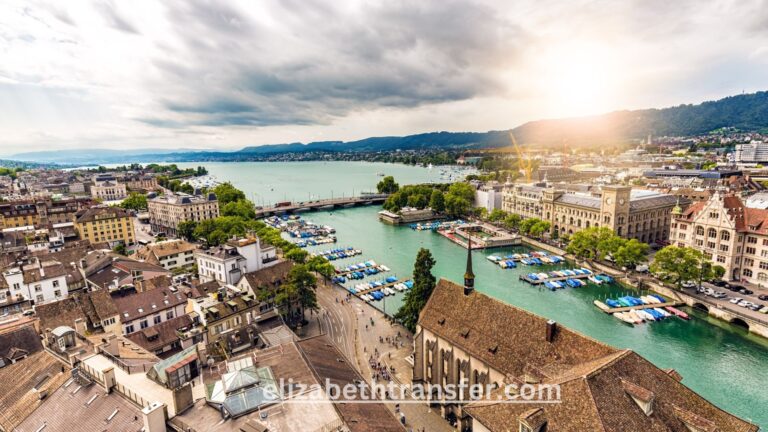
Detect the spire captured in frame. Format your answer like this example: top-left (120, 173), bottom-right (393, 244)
top-left (464, 236), bottom-right (475, 295)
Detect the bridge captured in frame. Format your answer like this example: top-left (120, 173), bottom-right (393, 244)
top-left (254, 194), bottom-right (389, 218)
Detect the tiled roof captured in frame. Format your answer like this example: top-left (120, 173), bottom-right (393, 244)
top-left (35, 290), bottom-right (116, 331)
top-left (425, 279), bottom-right (759, 431)
top-left (555, 194), bottom-right (601, 209)
top-left (137, 240), bottom-right (197, 262)
top-left (112, 288), bottom-right (187, 322)
top-left (126, 314), bottom-right (193, 352)
top-left (74, 206), bottom-right (131, 223)
top-left (241, 261), bottom-right (292, 291)
top-left (0, 325), bottom-right (42, 361)
top-left (629, 194), bottom-right (677, 211)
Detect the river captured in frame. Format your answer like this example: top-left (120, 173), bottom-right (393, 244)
top-left (177, 161), bottom-right (768, 427)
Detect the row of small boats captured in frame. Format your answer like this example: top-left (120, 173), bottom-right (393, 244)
top-left (348, 276), bottom-right (402, 294)
top-left (294, 236), bottom-right (337, 247)
top-left (594, 294), bottom-right (691, 325)
top-left (359, 280), bottom-right (415, 302)
top-left (602, 295), bottom-right (664, 309)
top-left (487, 252), bottom-right (565, 266)
top-left (526, 268), bottom-right (593, 281)
top-left (312, 247), bottom-right (362, 261)
top-left (544, 278), bottom-right (586, 290)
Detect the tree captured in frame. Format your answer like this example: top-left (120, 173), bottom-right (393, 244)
top-left (113, 243), bottom-right (127, 255)
top-left (276, 265), bottom-right (317, 326)
top-left (285, 248), bottom-right (309, 264)
top-left (221, 199), bottom-right (256, 219)
top-left (429, 189), bottom-right (445, 213)
top-left (376, 176), bottom-right (400, 194)
top-left (446, 182), bottom-right (475, 203)
top-left (306, 255), bottom-right (335, 279)
top-left (120, 193), bottom-right (148, 211)
top-left (488, 209), bottom-right (507, 222)
top-left (712, 265), bottom-right (726, 280)
top-left (177, 220), bottom-right (198, 241)
top-left (213, 182), bottom-right (246, 205)
top-left (650, 246), bottom-right (707, 289)
top-left (519, 218), bottom-right (542, 236)
top-left (528, 220), bottom-right (551, 238)
top-left (503, 214), bottom-right (521, 230)
top-left (395, 248), bottom-right (436, 332)
top-left (613, 239), bottom-right (650, 269)
top-left (444, 194), bottom-right (472, 218)
top-left (566, 227), bottom-right (617, 260)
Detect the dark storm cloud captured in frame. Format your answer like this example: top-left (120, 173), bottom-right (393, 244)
top-left (145, 0), bottom-right (524, 127)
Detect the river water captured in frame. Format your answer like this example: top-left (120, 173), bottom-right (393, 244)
top-left (178, 161), bottom-right (768, 427)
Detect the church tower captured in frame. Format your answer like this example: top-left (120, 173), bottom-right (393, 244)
top-left (464, 237), bottom-right (475, 295)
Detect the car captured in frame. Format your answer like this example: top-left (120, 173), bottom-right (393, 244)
top-left (713, 292), bottom-right (728, 299)
top-left (739, 289), bottom-right (754, 295)
top-left (682, 280), bottom-right (697, 289)
top-left (760, 306), bottom-right (768, 314)
top-left (703, 288), bottom-right (716, 296)
top-left (727, 285), bottom-right (742, 292)
top-left (21, 309), bottom-right (35, 316)
top-left (749, 304), bottom-right (763, 311)
top-left (737, 300), bottom-right (750, 307)
top-left (758, 294), bottom-right (768, 301)
top-left (730, 297), bottom-right (743, 304)
top-left (712, 280), bottom-right (729, 287)
top-left (696, 286), bottom-right (706, 294)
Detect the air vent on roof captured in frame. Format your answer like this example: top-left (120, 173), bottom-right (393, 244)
top-left (438, 318), bottom-right (445, 325)
top-left (460, 328), bottom-right (470, 338)
top-left (488, 345), bottom-right (499, 354)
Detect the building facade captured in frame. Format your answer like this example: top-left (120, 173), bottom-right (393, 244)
top-left (90, 179), bottom-right (127, 202)
top-left (147, 193), bottom-right (219, 236)
top-left (502, 184), bottom-right (676, 243)
top-left (136, 239), bottom-right (198, 271)
top-left (74, 206), bottom-right (135, 246)
top-left (195, 237), bottom-right (277, 285)
top-left (670, 192), bottom-right (768, 283)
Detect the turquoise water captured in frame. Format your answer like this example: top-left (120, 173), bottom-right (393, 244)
top-left (181, 161), bottom-right (767, 427)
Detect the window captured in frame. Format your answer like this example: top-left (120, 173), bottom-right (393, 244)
top-left (53, 280), bottom-right (59, 288)
top-left (760, 262), bottom-right (768, 270)
top-left (54, 290), bottom-right (61, 297)
top-left (743, 269), bottom-right (753, 277)
top-left (717, 255), bottom-right (726, 263)
top-left (719, 244), bottom-right (729, 252)
top-left (744, 258), bottom-right (754, 267)
top-left (746, 247), bottom-right (756, 255)
top-left (166, 310), bottom-right (174, 320)
top-left (695, 226), bottom-right (704, 236)
top-left (154, 315), bottom-right (162, 324)
top-left (12, 283), bottom-right (20, 290)
top-left (36, 295), bottom-right (44, 303)
top-left (140, 319), bottom-right (149, 329)
top-left (126, 324), bottom-right (135, 334)
top-left (34, 284), bottom-right (42, 292)
top-left (707, 242), bottom-right (715, 249)
top-left (709, 212), bottom-right (718, 219)
top-left (721, 231), bottom-right (731, 242)
top-left (748, 236), bottom-right (758, 244)
top-left (759, 273), bottom-right (768, 282)
top-left (695, 239), bottom-right (704, 247)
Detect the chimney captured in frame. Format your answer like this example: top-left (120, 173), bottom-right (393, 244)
top-left (546, 320), bottom-right (557, 343)
top-left (142, 401), bottom-right (167, 432)
top-left (74, 318), bottom-right (87, 335)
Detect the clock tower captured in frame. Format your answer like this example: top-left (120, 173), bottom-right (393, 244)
top-left (600, 185), bottom-right (631, 236)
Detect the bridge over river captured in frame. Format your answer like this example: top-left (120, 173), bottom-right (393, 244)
top-left (254, 194), bottom-right (388, 218)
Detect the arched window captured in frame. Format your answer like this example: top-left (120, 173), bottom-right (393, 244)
top-left (743, 269), bottom-right (753, 277)
top-left (696, 226), bottom-right (704, 236)
top-left (758, 273), bottom-right (768, 282)
top-left (720, 231), bottom-right (731, 241)
top-left (708, 228), bottom-right (717, 238)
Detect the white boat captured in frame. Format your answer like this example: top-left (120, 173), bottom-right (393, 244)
top-left (627, 310), bottom-right (644, 323)
top-left (487, 255), bottom-right (501, 262)
top-left (588, 275), bottom-right (602, 285)
top-left (613, 312), bottom-right (635, 325)
top-left (654, 307), bottom-right (671, 317)
top-left (637, 310), bottom-right (656, 321)
top-left (386, 287), bottom-right (397, 295)
top-left (380, 265), bottom-right (390, 272)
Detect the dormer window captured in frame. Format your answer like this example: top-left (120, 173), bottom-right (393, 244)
top-left (622, 379), bottom-right (654, 416)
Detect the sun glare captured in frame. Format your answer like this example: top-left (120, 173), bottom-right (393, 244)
top-left (537, 42), bottom-right (619, 117)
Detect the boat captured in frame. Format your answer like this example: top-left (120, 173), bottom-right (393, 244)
top-left (605, 299), bottom-right (621, 308)
top-left (636, 310), bottom-right (656, 321)
top-left (487, 255), bottom-right (501, 262)
top-left (613, 312), bottom-right (635, 325)
top-left (654, 307), bottom-right (672, 318)
top-left (594, 300), bottom-right (610, 311)
top-left (551, 281), bottom-right (563, 289)
top-left (544, 281), bottom-right (556, 291)
top-left (626, 310), bottom-right (644, 323)
top-left (588, 275), bottom-right (602, 285)
top-left (650, 294), bottom-right (667, 303)
top-left (665, 306), bottom-right (691, 320)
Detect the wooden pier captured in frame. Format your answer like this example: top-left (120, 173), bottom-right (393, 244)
top-left (335, 265), bottom-right (388, 278)
top-left (519, 272), bottom-right (590, 285)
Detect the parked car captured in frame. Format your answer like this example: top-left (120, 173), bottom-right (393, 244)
top-left (758, 294), bottom-right (768, 301)
top-left (712, 280), bottom-right (729, 288)
top-left (682, 280), bottom-right (697, 289)
top-left (704, 288), bottom-right (716, 296)
top-left (759, 306), bottom-right (768, 314)
top-left (739, 289), bottom-right (754, 295)
top-left (730, 284), bottom-right (745, 292)
top-left (713, 291), bottom-right (727, 299)
top-left (749, 304), bottom-right (763, 311)
top-left (730, 297), bottom-right (743, 304)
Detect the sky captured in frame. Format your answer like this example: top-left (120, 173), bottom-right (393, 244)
top-left (1, 0), bottom-right (767, 155)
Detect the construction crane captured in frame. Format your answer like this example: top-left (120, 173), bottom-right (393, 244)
top-left (511, 132), bottom-right (534, 183)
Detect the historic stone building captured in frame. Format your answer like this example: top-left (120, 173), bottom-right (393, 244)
top-left (502, 184), bottom-right (677, 243)
top-left (671, 191), bottom-right (768, 283)
top-left (411, 248), bottom-right (757, 431)
top-left (147, 192), bottom-right (219, 236)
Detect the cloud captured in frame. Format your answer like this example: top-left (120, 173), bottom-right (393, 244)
top-left (94, 0), bottom-right (140, 34)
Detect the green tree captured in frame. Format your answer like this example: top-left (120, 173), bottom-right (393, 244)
top-left (376, 176), bottom-right (400, 194)
top-left (221, 199), bottom-right (256, 219)
top-left (712, 265), bottom-right (726, 280)
top-left (285, 248), bottom-right (309, 264)
top-left (306, 255), bottom-right (335, 279)
top-left (113, 243), bottom-right (127, 255)
top-left (519, 218), bottom-right (541, 236)
top-left (429, 189), bottom-right (445, 213)
top-left (488, 208), bottom-right (507, 222)
top-left (395, 248), bottom-right (436, 332)
top-left (566, 227), bottom-right (617, 260)
top-left (177, 220), bottom-right (198, 241)
top-left (503, 214), bottom-right (521, 230)
top-left (444, 194), bottom-right (471, 218)
top-left (446, 182), bottom-right (475, 203)
top-left (528, 220), bottom-right (551, 238)
top-left (119, 193), bottom-right (148, 211)
top-left (276, 265), bottom-right (317, 326)
top-left (213, 182), bottom-right (247, 205)
top-left (613, 239), bottom-right (650, 269)
top-left (650, 246), bottom-right (707, 289)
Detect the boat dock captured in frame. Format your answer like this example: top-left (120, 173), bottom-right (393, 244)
top-left (519, 273), bottom-right (590, 285)
top-left (594, 300), bottom-right (684, 314)
top-left (334, 264), bottom-right (389, 278)
top-left (352, 277), bottom-right (412, 296)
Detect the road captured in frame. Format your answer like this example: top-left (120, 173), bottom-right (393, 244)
top-left (315, 278), bottom-right (454, 432)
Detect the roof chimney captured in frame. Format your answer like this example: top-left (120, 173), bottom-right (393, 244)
top-left (546, 319), bottom-right (557, 343)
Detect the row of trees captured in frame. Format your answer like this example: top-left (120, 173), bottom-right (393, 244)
top-left (382, 181), bottom-right (476, 218)
top-left (566, 227), bottom-right (650, 269)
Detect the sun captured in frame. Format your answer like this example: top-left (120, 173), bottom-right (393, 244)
top-left (536, 42), bottom-right (619, 117)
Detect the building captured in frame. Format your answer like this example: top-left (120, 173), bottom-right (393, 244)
top-left (148, 192), bottom-right (219, 236)
top-left (502, 184), bottom-right (677, 243)
top-left (126, 314), bottom-right (197, 357)
top-left (90, 177), bottom-right (127, 201)
top-left (734, 140), bottom-right (768, 164)
top-left (74, 206), bottom-right (135, 246)
top-left (1, 258), bottom-right (69, 305)
top-left (126, 174), bottom-right (159, 192)
top-left (0, 197), bottom-right (93, 229)
top-left (35, 289), bottom-right (120, 335)
top-left (195, 236), bottom-right (278, 285)
top-left (112, 287), bottom-right (188, 336)
top-left (643, 168), bottom-right (743, 179)
top-left (136, 239), bottom-right (198, 271)
top-left (670, 191), bottom-right (768, 283)
top-left (474, 182), bottom-right (504, 212)
top-left (412, 248), bottom-right (757, 431)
